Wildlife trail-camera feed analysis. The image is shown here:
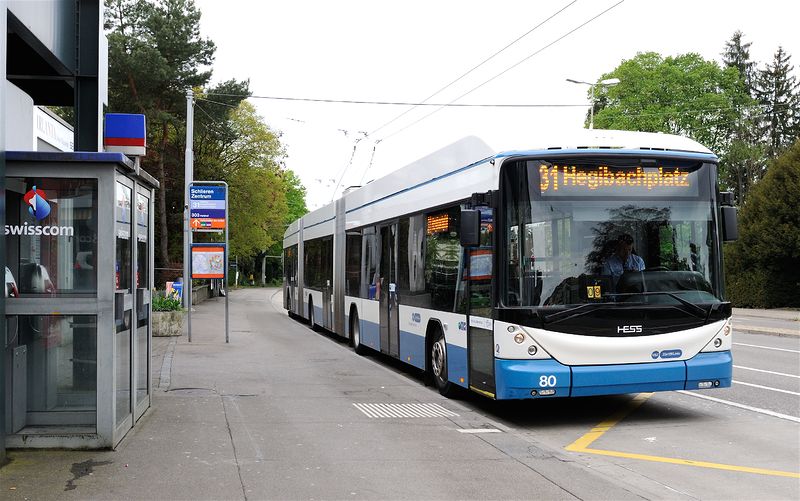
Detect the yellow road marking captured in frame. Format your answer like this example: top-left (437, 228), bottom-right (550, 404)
top-left (565, 393), bottom-right (800, 479)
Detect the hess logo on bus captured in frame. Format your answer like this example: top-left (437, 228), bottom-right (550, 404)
top-left (617, 325), bottom-right (643, 334)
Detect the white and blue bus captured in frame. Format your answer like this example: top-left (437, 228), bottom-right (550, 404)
top-left (283, 130), bottom-right (738, 399)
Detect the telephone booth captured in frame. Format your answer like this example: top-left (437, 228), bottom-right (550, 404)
top-left (4, 151), bottom-right (157, 448)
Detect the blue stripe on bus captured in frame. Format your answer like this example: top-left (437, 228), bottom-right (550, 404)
top-left (685, 351), bottom-right (732, 389)
top-left (399, 330), bottom-right (425, 370)
top-left (571, 361), bottom-right (686, 396)
top-left (494, 350), bottom-right (732, 399)
top-left (447, 344), bottom-right (468, 388)
top-left (359, 319), bottom-right (381, 351)
top-left (495, 359), bottom-right (572, 399)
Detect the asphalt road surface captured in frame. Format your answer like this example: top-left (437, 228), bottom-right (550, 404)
top-left (3, 288), bottom-right (796, 500)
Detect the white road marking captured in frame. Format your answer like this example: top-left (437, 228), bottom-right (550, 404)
top-left (677, 390), bottom-right (800, 423)
top-left (734, 365), bottom-right (800, 379)
top-left (353, 403), bottom-right (459, 418)
top-left (733, 342), bottom-right (800, 354)
top-left (457, 428), bottom-right (502, 434)
top-left (733, 380), bottom-right (800, 396)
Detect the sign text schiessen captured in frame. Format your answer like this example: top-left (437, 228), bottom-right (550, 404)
top-left (189, 184), bottom-right (226, 231)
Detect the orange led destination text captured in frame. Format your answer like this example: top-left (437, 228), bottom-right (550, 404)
top-left (540, 165), bottom-right (691, 192)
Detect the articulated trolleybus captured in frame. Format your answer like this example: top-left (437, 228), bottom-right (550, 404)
top-left (283, 130), bottom-right (738, 400)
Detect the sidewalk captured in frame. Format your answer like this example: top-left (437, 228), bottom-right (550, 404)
top-left (1, 302), bottom-right (246, 499)
top-left (733, 307), bottom-right (799, 337)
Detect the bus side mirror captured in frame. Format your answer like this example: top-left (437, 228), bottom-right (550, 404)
top-left (722, 206), bottom-right (738, 241)
top-left (460, 210), bottom-right (481, 247)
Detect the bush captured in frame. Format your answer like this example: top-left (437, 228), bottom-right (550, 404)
top-left (152, 292), bottom-right (183, 312)
top-left (725, 139), bottom-right (800, 308)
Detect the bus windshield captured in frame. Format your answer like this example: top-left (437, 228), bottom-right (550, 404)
top-left (501, 157), bottom-right (723, 311)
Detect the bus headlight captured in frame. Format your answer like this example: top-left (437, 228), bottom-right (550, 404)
top-left (528, 345), bottom-right (538, 356)
top-left (714, 338), bottom-right (722, 348)
top-left (514, 332), bottom-right (525, 344)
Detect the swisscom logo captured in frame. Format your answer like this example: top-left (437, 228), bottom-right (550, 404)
top-left (24, 186), bottom-right (51, 220)
top-left (5, 185), bottom-right (74, 237)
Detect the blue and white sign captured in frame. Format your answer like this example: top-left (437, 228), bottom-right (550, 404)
top-left (190, 184), bottom-right (226, 231)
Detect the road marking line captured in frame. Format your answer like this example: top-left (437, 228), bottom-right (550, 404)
top-left (734, 342), bottom-right (800, 354)
top-left (734, 365), bottom-right (800, 379)
top-left (566, 393), bottom-right (800, 479)
top-left (457, 428), bottom-right (502, 434)
top-left (677, 391), bottom-right (800, 423)
top-left (733, 380), bottom-right (800, 396)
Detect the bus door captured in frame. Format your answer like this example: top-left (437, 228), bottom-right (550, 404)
top-left (379, 223), bottom-right (400, 357)
top-left (467, 207), bottom-right (496, 397)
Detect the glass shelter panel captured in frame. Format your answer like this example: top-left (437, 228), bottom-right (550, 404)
top-left (9, 315), bottom-right (97, 423)
top-left (4, 178), bottom-right (98, 296)
top-left (115, 182), bottom-right (133, 426)
top-left (135, 192), bottom-right (150, 409)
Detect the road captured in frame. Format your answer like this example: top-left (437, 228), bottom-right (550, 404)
top-left (2, 288), bottom-right (797, 500)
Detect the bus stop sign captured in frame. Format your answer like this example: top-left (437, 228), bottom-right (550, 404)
top-left (189, 183), bottom-right (226, 231)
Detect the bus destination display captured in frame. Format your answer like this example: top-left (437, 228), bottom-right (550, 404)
top-left (538, 165), bottom-right (699, 197)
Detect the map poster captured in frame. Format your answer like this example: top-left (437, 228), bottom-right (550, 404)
top-left (191, 245), bottom-right (225, 279)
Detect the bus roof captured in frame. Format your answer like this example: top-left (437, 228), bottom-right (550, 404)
top-left (284, 130), bottom-right (716, 241)
top-left (494, 129), bottom-right (714, 156)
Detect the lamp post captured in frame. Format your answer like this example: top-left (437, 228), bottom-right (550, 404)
top-left (566, 77), bottom-right (620, 129)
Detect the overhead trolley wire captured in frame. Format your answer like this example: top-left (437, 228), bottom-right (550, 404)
top-left (367, 0), bottom-right (578, 137)
top-left (377, 0), bottom-right (626, 143)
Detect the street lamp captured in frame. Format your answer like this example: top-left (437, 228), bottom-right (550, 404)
top-left (566, 77), bottom-right (620, 129)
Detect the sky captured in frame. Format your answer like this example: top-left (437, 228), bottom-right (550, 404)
top-left (194, 0), bottom-right (800, 210)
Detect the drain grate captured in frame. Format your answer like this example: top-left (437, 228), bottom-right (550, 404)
top-left (353, 403), bottom-right (459, 419)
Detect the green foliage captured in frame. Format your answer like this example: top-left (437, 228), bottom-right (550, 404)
top-left (106, 0), bottom-right (216, 267)
top-left (725, 139), bottom-right (800, 307)
top-left (755, 47), bottom-right (800, 158)
top-left (592, 52), bottom-right (753, 155)
top-left (152, 292), bottom-right (183, 311)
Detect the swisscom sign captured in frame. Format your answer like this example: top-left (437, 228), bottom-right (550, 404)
top-left (189, 185), bottom-right (226, 231)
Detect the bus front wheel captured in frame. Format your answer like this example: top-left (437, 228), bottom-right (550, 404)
top-left (431, 330), bottom-right (455, 397)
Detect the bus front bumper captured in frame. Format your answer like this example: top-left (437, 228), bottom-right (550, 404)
top-left (493, 351), bottom-right (732, 399)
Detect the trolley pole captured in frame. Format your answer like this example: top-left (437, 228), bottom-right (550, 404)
top-left (184, 89), bottom-right (194, 341)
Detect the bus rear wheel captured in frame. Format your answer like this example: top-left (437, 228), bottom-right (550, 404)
top-left (431, 330), bottom-right (455, 397)
top-left (351, 311), bottom-right (367, 355)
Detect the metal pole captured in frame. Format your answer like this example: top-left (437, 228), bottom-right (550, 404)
top-left (185, 89), bottom-right (194, 341)
top-left (589, 83), bottom-right (595, 130)
top-left (225, 183), bottom-right (230, 343)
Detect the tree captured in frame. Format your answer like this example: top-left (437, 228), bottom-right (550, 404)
top-left (592, 52), bottom-right (754, 156)
top-left (725, 138), bottom-right (800, 307)
top-left (720, 31), bottom-right (767, 204)
top-left (105, 0), bottom-right (215, 267)
top-left (722, 30), bottom-right (756, 95)
top-left (754, 47), bottom-right (800, 158)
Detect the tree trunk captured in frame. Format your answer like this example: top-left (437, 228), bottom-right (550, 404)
top-left (157, 122), bottom-right (170, 270)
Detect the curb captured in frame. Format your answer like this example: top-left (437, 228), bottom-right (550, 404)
top-left (735, 326), bottom-right (799, 338)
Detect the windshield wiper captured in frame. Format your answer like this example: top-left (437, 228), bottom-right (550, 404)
top-left (609, 292), bottom-right (707, 319)
top-left (540, 302), bottom-right (635, 325)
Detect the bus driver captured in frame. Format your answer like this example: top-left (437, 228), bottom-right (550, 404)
top-left (602, 233), bottom-right (645, 281)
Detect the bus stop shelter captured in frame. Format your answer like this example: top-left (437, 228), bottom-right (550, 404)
top-left (4, 151), bottom-right (157, 448)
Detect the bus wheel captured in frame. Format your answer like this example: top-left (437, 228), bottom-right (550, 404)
top-left (308, 297), bottom-right (316, 330)
top-left (431, 330), bottom-right (455, 397)
top-left (351, 311), bottom-right (367, 355)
